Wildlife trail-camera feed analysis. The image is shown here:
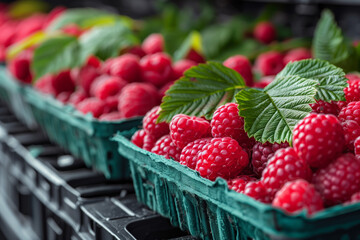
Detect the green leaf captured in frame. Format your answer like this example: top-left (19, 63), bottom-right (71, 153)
top-left (7, 31), bottom-right (48, 59)
top-left (236, 76), bottom-right (317, 143)
top-left (173, 31), bottom-right (202, 61)
top-left (32, 35), bottom-right (80, 79)
top-left (276, 59), bottom-right (347, 101)
top-left (158, 62), bottom-right (246, 123)
top-left (79, 23), bottom-right (139, 61)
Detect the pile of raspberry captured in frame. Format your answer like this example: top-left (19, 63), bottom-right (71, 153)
top-left (132, 74), bottom-right (360, 216)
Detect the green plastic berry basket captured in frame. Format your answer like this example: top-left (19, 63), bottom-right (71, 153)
top-left (23, 86), bottom-right (142, 179)
top-left (0, 65), bottom-right (37, 128)
top-left (114, 132), bottom-right (360, 240)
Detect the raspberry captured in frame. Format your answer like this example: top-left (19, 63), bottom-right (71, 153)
top-left (75, 65), bottom-right (100, 95)
top-left (293, 114), bottom-right (345, 168)
top-left (338, 101), bottom-right (360, 125)
top-left (310, 100), bottom-right (340, 115)
top-left (61, 24), bottom-right (84, 37)
top-left (244, 181), bottom-right (271, 203)
top-left (151, 135), bottom-right (182, 161)
top-left (51, 70), bottom-right (75, 95)
top-left (140, 52), bottom-right (174, 87)
top-left (348, 192), bottom-right (360, 204)
top-left (125, 45), bottom-right (146, 58)
top-left (76, 98), bottom-right (106, 118)
top-left (143, 134), bottom-right (156, 151)
top-left (34, 75), bottom-right (56, 95)
top-left (254, 76), bottom-right (274, 88)
top-left (355, 137), bottom-right (360, 155)
top-left (142, 33), bottom-right (164, 54)
top-left (104, 95), bottom-right (120, 112)
top-left (261, 147), bottom-right (311, 199)
top-left (16, 14), bottom-right (46, 41)
top-left (56, 91), bottom-right (72, 103)
top-left (68, 89), bottom-right (86, 106)
top-left (223, 55), bottom-right (254, 87)
top-left (313, 153), bottom-right (360, 206)
top-left (186, 48), bottom-right (205, 63)
top-left (337, 101), bottom-right (348, 110)
top-left (251, 142), bottom-right (289, 177)
top-left (341, 120), bottom-right (360, 151)
top-left (86, 55), bottom-right (101, 69)
top-left (179, 138), bottom-right (211, 169)
top-left (227, 175), bottom-right (257, 193)
top-left (118, 83), bottom-right (160, 118)
top-left (255, 51), bottom-right (284, 76)
top-left (170, 114), bottom-right (211, 149)
top-left (101, 58), bottom-right (116, 75)
top-left (344, 79), bottom-right (360, 102)
top-left (93, 76), bottom-right (127, 100)
top-left (109, 54), bottom-right (141, 82)
top-left (99, 112), bottom-right (123, 121)
top-left (172, 59), bottom-right (197, 80)
top-left (211, 103), bottom-right (254, 147)
top-left (346, 73), bottom-right (360, 82)
top-left (131, 129), bottom-right (146, 148)
top-left (8, 49), bottom-right (33, 84)
top-left (196, 137), bottom-right (249, 181)
top-left (283, 48), bottom-right (312, 65)
top-left (253, 22), bottom-right (276, 44)
top-left (143, 106), bottom-right (169, 139)
top-left (272, 180), bottom-right (323, 215)
top-left (159, 81), bottom-right (174, 99)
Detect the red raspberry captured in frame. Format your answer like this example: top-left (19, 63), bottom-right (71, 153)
top-left (170, 114), bottom-right (211, 149)
top-left (56, 91), bottom-right (72, 103)
top-left (8, 49), bottom-right (33, 84)
top-left (76, 98), bottom-right (106, 118)
top-left (346, 73), bottom-right (360, 82)
top-left (51, 70), bottom-right (75, 95)
top-left (15, 14), bottom-right (46, 41)
top-left (196, 137), bottom-right (249, 181)
top-left (158, 81), bottom-right (174, 99)
top-left (34, 75), bottom-right (56, 95)
top-left (227, 175), bottom-right (257, 193)
top-left (172, 59), bottom-right (197, 80)
top-left (283, 48), bottom-right (312, 65)
top-left (348, 192), bottom-right (360, 204)
top-left (61, 24), bottom-right (84, 37)
top-left (109, 54), bottom-right (141, 82)
top-left (338, 101), bottom-right (360, 125)
top-left (142, 33), bottom-right (164, 54)
top-left (142, 106), bottom-right (169, 139)
top-left (254, 76), bottom-right (274, 88)
top-left (223, 55), bottom-right (254, 87)
top-left (337, 101), bottom-right (348, 110)
top-left (131, 129), bottom-right (146, 148)
top-left (310, 100), bottom-right (340, 115)
top-left (179, 138), bottom-right (211, 169)
top-left (86, 55), bottom-right (101, 69)
top-left (341, 120), bottom-right (360, 151)
top-left (211, 103), bottom-right (254, 147)
top-left (355, 137), bottom-right (360, 155)
top-left (68, 89), bottom-right (86, 106)
top-left (272, 180), bottom-right (323, 215)
top-left (104, 95), bottom-right (120, 112)
top-left (186, 48), bottom-right (205, 63)
top-left (125, 45), bottom-right (146, 58)
top-left (244, 181), bottom-right (271, 203)
top-left (253, 22), bottom-right (276, 44)
top-left (344, 79), bottom-right (360, 102)
top-left (93, 76), bottom-right (127, 100)
top-left (99, 112), bottom-right (123, 121)
top-left (261, 147), bottom-right (311, 199)
top-left (293, 114), bottom-right (345, 168)
top-left (143, 134), bottom-right (156, 151)
top-left (118, 83), bottom-right (160, 118)
top-left (313, 153), bottom-right (360, 206)
top-left (255, 51), bottom-right (284, 76)
top-left (75, 65), bottom-right (100, 95)
top-left (151, 135), bottom-right (182, 161)
top-left (251, 142), bottom-right (289, 177)
top-left (101, 58), bottom-right (116, 75)
top-left (140, 52), bottom-right (174, 87)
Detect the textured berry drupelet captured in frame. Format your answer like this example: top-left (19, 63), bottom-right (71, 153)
top-left (355, 137), bottom-right (360, 155)
top-left (261, 147), bottom-right (311, 199)
top-left (253, 22), bottom-right (276, 44)
top-left (344, 79), bottom-right (360, 102)
top-left (68, 90), bottom-right (86, 106)
top-left (170, 114), bottom-right (211, 149)
top-left (99, 112), bottom-right (123, 121)
top-left (172, 59), bottom-right (197, 80)
top-left (142, 106), bottom-right (169, 139)
top-left (348, 192), bottom-right (360, 204)
top-left (196, 137), bottom-right (249, 181)
top-left (337, 101), bottom-right (348, 110)
top-left (109, 54), bottom-right (141, 83)
top-left (51, 70), bottom-right (75, 96)
top-left (244, 181), bottom-right (271, 203)
top-left (8, 49), bottom-right (33, 84)
top-left (283, 48), bottom-right (312, 65)
top-left (338, 101), bottom-right (360, 126)
top-left (118, 83), bottom-right (160, 118)
top-left (255, 51), bottom-right (284, 76)
top-left (140, 52), bottom-right (174, 87)
top-left (272, 180), bottom-right (323, 215)
top-left (341, 120), bottom-right (360, 151)
top-left (151, 135), bottom-right (182, 161)
top-left (227, 176), bottom-right (257, 193)
top-left (211, 103), bottom-right (254, 147)
top-left (143, 134), bottom-right (156, 151)
top-left (313, 153), bottom-right (360, 206)
top-left (131, 129), bottom-right (147, 148)
top-left (310, 100), bottom-right (340, 115)
top-left (75, 64), bottom-right (100, 96)
top-left (293, 114), bottom-right (345, 168)
top-left (223, 55), bottom-right (254, 87)
top-left (346, 73), bottom-right (360, 82)
top-left (179, 138), bottom-right (212, 169)
top-left (142, 33), bottom-right (164, 54)
top-left (93, 76), bottom-right (127, 100)
top-left (251, 142), bottom-right (289, 177)
top-left (76, 98), bottom-right (106, 118)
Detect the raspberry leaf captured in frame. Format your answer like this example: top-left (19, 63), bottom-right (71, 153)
top-left (236, 76), bottom-right (317, 144)
top-left (157, 62), bottom-right (246, 123)
top-left (276, 59), bottom-right (347, 101)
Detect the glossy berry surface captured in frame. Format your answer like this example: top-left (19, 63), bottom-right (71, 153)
top-left (93, 76), bottom-right (127, 100)
top-left (151, 135), bottom-right (182, 161)
top-left (179, 138), bottom-right (212, 169)
top-left (344, 79), bottom-right (360, 102)
top-left (255, 51), bottom-right (284, 76)
top-left (223, 55), bottom-right (254, 86)
top-left (341, 120), bottom-right (360, 151)
top-left (310, 100), bottom-right (340, 115)
top-left (140, 52), bottom-right (174, 87)
top-left (76, 98), bottom-right (106, 118)
top-left (142, 33), bottom-right (164, 54)
top-left (339, 101), bottom-right (360, 125)
top-left (109, 54), bottom-right (141, 83)
top-left (142, 106), bottom-right (169, 139)
top-left (283, 48), bottom-right (312, 65)
top-left (253, 22), bottom-right (276, 44)
top-left (244, 181), bottom-right (271, 203)
top-left (227, 175), bottom-right (257, 193)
